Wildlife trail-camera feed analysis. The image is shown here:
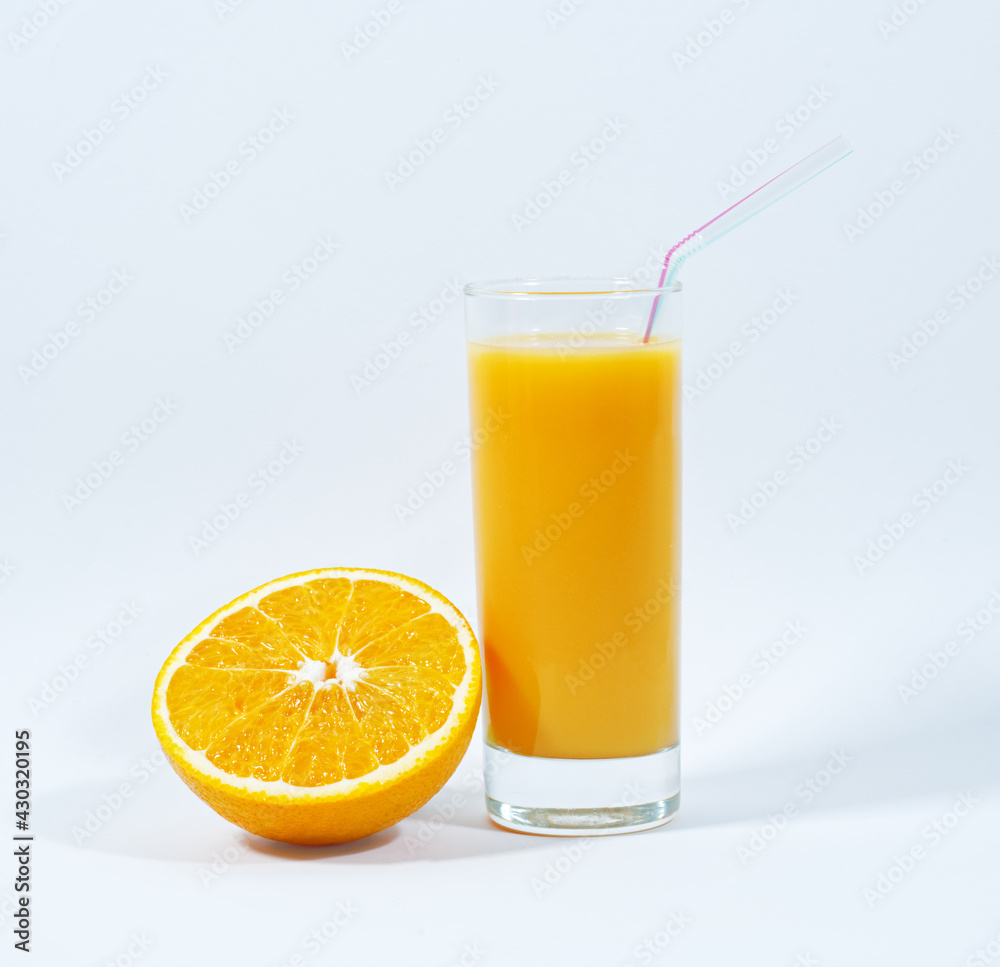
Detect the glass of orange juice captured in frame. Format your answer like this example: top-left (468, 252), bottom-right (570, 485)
top-left (464, 277), bottom-right (682, 834)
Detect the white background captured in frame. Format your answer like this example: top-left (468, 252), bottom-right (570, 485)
top-left (3, 0), bottom-right (1000, 964)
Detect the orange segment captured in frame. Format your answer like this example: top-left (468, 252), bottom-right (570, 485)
top-left (151, 568), bottom-right (481, 845)
top-left (204, 682), bottom-right (314, 781)
top-left (337, 580), bottom-right (431, 655)
top-left (257, 578), bottom-right (353, 658)
top-left (185, 635), bottom-right (304, 670)
top-left (346, 678), bottom-right (427, 765)
top-left (207, 607), bottom-right (313, 663)
top-left (363, 666), bottom-right (455, 734)
top-left (166, 665), bottom-right (292, 750)
top-left (280, 687), bottom-right (362, 787)
top-left (356, 612), bottom-right (466, 684)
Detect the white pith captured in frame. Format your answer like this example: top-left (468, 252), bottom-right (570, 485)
top-left (289, 652), bottom-right (366, 691)
top-left (152, 568), bottom-right (478, 800)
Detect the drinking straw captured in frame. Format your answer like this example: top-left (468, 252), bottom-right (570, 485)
top-left (642, 135), bottom-right (854, 342)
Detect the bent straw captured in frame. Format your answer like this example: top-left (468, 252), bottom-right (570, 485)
top-left (642, 135), bottom-right (854, 342)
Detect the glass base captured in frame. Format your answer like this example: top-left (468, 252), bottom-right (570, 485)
top-left (484, 741), bottom-right (680, 836)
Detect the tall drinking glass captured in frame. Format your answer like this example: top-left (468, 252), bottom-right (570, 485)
top-left (464, 277), bottom-right (682, 835)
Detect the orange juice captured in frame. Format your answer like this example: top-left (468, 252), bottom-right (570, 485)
top-left (468, 334), bottom-right (680, 759)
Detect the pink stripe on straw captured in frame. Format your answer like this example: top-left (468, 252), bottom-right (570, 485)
top-left (643, 230), bottom-right (697, 344)
top-left (642, 136), bottom-right (846, 343)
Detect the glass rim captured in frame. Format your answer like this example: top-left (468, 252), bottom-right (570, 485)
top-left (463, 276), bottom-right (683, 299)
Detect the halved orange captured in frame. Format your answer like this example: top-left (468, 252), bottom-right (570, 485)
top-left (151, 568), bottom-right (481, 844)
